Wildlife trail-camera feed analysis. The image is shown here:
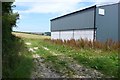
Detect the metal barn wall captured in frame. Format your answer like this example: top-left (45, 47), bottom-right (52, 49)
top-left (51, 32), bottom-right (59, 39)
top-left (60, 31), bottom-right (73, 40)
top-left (74, 30), bottom-right (94, 40)
top-left (51, 30), bottom-right (94, 40)
top-left (96, 3), bottom-right (119, 42)
top-left (118, 3), bottom-right (120, 41)
top-left (0, 2), bottom-right (2, 79)
top-left (51, 7), bottom-right (95, 31)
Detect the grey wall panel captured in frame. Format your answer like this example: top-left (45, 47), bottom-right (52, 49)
top-left (51, 30), bottom-right (94, 41)
top-left (118, 3), bottom-right (120, 42)
top-left (51, 8), bottom-right (95, 31)
top-left (0, 2), bottom-right (2, 79)
top-left (96, 3), bottom-right (119, 42)
top-left (51, 32), bottom-right (60, 39)
top-left (74, 30), bottom-right (94, 40)
top-left (60, 31), bottom-right (73, 40)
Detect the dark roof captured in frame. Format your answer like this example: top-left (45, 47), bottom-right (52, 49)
top-left (50, 5), bottom-right (96, 21)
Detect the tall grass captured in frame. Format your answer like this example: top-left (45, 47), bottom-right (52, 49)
top-left (45, 39), bottom-right (120, 51)
top-left (44, 38), bottom-right (119, 77)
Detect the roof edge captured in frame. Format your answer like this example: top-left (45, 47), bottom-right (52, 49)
top-left (50, 5), bottom-right (96, 21)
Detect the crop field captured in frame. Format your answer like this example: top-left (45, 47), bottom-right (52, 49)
top-left (12, 32), bottom-right (50, 39)
top-left (12, 32), bottom-right (119, 78)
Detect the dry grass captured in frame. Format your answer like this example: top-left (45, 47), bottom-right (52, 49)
top-left (12, 32), bottom-right (50, 39)
top-left (43, 38), bottom-right (119, 77)
top-left (44, 39), bottom-right (120, 51)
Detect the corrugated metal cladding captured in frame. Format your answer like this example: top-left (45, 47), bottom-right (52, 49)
top-left (51, 3), bottom-right (119, 41)
top-left (96, 3), bottom-right (119, 42)
top-left (51, 30), bottom-right (94, 40)
top-left (51, 6), bottom-right (95, 31)
top-left (118, 3), bottom-right (120, 41)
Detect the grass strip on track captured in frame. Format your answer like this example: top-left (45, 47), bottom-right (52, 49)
top-left (35, 46), bottom-right (76, 77)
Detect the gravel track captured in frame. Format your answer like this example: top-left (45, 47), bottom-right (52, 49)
top-left (31, 46), bottom-right (105, 78)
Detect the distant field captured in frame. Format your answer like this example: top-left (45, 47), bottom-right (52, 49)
top-left (12, 32), bottom-right (50, 39)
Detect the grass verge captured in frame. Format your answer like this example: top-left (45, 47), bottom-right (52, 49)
top-left (3, 36), bottom-right (34, 78)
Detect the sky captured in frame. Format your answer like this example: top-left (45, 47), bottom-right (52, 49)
top-left (12, 0), bottom-right (119, 33)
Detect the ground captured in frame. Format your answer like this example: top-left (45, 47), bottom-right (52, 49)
top-left (12, 32), bottom-right (118, 78)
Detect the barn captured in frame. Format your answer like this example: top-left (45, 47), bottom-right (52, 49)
top-left (50, 2), bottom-right (120, 42)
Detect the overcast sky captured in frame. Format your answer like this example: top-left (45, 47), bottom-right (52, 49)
top-left (13, 0), bottom-right (119, 32)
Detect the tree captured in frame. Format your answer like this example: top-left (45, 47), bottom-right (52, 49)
top-left (2, 2), bottom-right (19, 77)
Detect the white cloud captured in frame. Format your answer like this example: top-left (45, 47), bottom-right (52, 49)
top-left (14, 0), bottom-right (119, 2)
top-left (13, 0), bottom-right (120, 14)
top-left (15, 0), bottom-right (82, 2)
top-left (91, 0), bottom-right (120, 6)
top-left (14, 0), bottom-right (83, 14)
top-left (17, 3), bottom-right (76, 14)
top-left (89, 0), bottom-right (119, 3)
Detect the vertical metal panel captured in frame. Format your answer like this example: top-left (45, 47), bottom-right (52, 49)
top-left (60, 31), bottom-right (73, 40)
top-left (94, 6), bottom-right (96, 41)
top-left (51, 30), bottom-right (94, 40)
top-left (96, 3), bottom-right (119, 42)
top-left (51, 32), bottom-right (60, 39)
top-left (118, 3), bottom-right (120, 42)
top-left (74, 30), bottom-right (94, 40)
top-left (0, 1), bottom-right (2, 79)
top-left (51, 7), bottom-right (95, 31)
